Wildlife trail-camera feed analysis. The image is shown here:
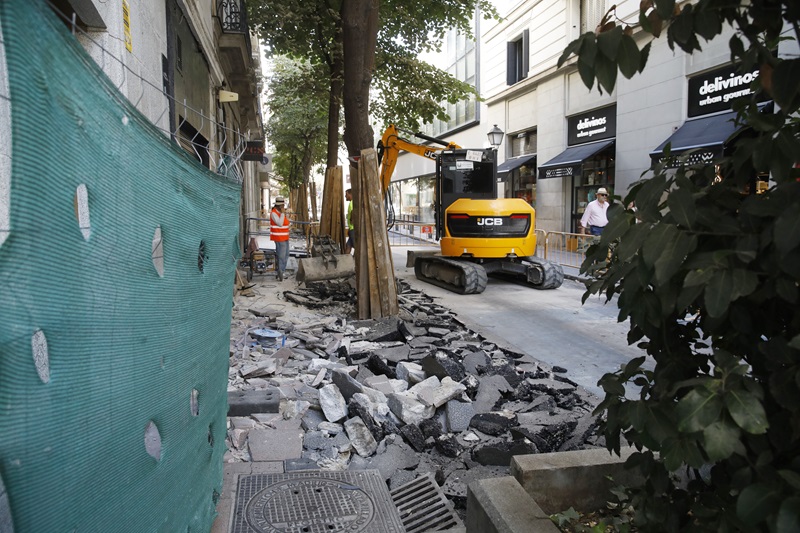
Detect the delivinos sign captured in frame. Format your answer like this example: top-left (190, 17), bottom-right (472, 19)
top-left (688, 63), bottom-right (767, 117)
top-left (567, 105), bottom-right (616, 146)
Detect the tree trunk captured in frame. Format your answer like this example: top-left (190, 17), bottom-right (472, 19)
top-left (341, 0), bottom-right (379, 157)
top-left (326, 27), bottom-right (344, 169)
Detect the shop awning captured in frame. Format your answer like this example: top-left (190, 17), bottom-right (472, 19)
top-left (538, 140), bottom-right (614, 179)
top-left (497, 155), bottom-right (536, 174)
top-left (650, 110), bottom-right (739, 166)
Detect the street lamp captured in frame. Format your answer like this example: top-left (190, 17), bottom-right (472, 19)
top-left (487, 124), bottom-right (504, 149)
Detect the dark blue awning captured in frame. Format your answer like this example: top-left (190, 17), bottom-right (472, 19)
top-left (538, 140), bottom-right (614, 179)
top-left (497, 155), bottom-right (536, 174)
top-left (650, 110), bottom-right (739, 166)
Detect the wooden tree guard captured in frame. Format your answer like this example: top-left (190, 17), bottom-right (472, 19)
top-left (354, 148), bottom-right (398, 319)
top-left (319, 166), bottom-right (346, 251)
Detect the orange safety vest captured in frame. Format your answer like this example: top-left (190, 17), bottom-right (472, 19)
top-left (270, 208), bottom-right (290, 242)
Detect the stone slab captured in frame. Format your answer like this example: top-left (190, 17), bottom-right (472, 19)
top-left (248, 428), bottom-right (303, 461)
top-left (466, 477), bottom-right (557, 533)
top-left (227, 388), bottom-right (280, 416)
top-left (510, 447), bottom-right (643, 515)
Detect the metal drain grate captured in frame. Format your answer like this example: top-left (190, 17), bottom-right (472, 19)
top-left (232, 470), bottom-right (406, 533)
top-left (390, 473), bottom-right (463, 532)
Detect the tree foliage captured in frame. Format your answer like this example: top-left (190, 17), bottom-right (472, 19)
top-left (249, 0), bottom-right (497, 152)
top-left (560, 1), bottom-right (800, 531)
top-left (263, 57), bottom-right (329, 191)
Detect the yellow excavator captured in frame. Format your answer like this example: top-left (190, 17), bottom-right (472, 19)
top-left (377, 125), bottom-right (564, 294)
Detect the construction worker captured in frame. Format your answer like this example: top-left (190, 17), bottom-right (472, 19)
top-left (344, 188), bottom-right (354, 255)
top-left (270, 196), bottom-right (290, 280)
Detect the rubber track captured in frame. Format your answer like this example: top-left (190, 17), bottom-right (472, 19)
top-left (414, 257), bottom-right (488, 294)
top-left (523, 256), bottom-right (564, 289)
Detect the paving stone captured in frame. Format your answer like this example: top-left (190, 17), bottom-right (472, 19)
top-left (358, 439), bottom-right (421, 480)
top-left (362, 374), bottom-right (395, 395)
top-left (248, 428), bottom-right (303, 461)
top-left (331, 431), bottom-right (352, 452)
top-left (387, 391), bottom-right (436, 425)
top-left (361, 317), bottom-right (404, 342)
top-left (389, 469), bottom-right (418, 490)
top-left (319, 383), bottom-right (348, 422)
top-left (469, 412), bottom-right (518, 436)
top-left (240, 358), bottom-right (278, 378)
top-left (348, 398), bottom-right (384, 443)
top-left (462, 351), bottom-right (491, 375)
top-left (446, 400), bottom-right (475, 432)
top-left (396, 361), bottom-right (425, 384)
top-left (399, 321), bottom-right (427, 338)
top-left (421, 351), bottom-right (466, 382)
top-left (284, 457), bottom-right (319, 472)
top-left (416, 376), bottom-right (467, 408)
top-left (374, 344), bottom-right (411, 363)
top-left (471, 438), bottom-right (538, 466)
top-left (318, 421), bottom-right (344, 434)
top-left (399, 424), bottom-right (427, 452)
top-left (474, 375), bottom-right (513, 414)
top-left (435, 434), bottom-right (462, 458)
top-left (332, 369), bottom-right (364, 400)
top-left (419, 418), bottom-right (444, 440)
top-left (227, 388), bottom-right (280, 416)
top-left (300, 409), bottom-right (325, 431)
top-left (303, 430), bottom-right (332, 451)
top-left (366, 354), bottom-right (396, 379)
top-left (345, 416), bottom-right (378, 457)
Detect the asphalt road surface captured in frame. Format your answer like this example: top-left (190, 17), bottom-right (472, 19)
top-left (392, 247), bottom-right (650, 401)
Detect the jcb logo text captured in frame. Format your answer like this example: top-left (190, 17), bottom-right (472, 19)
top-left (477, 218), bottom-right (503, 226)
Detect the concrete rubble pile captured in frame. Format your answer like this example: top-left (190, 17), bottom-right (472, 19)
top-left (227, 279), bottom-right (602, 511)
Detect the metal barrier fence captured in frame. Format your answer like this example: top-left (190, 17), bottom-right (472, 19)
top-left (544, 231), bottom-right (598, 271)
top-left (387, 221), bottom-right (439, 247)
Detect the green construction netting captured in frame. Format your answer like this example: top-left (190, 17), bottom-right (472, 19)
top-left (0, 0), bottom-right (240, 531)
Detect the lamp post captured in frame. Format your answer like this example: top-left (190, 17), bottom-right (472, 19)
top-left (487, 124), bottom-right (504, 149)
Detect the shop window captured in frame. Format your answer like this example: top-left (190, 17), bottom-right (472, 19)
top-left (572, 148), bottom-right (615, 232)
top-left (507, 30), bottom-right (529, 85)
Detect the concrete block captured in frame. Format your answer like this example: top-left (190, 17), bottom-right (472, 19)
top-left (227, 388), bottom-right (280, 416)
top-left (466, 476), bottom-right (558, 533)
top-left (511, 447), bottom-right (643, 515)
top-left (248, 428), bottom-right (303, 461)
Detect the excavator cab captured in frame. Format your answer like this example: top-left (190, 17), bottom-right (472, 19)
top-left (434, 149), bottom-right (497, 239)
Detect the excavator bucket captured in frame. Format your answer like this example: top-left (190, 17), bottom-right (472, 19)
top-left (296, 235), bottom-right (356, 283)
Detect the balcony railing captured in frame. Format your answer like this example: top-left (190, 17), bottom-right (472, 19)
top-left (217, 0), bottom-right (252, 56)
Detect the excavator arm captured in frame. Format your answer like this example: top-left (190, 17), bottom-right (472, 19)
top-left (377, 124), bottom-right (460, 195)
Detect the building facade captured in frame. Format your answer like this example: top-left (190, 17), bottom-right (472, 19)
top-left (389, 0), bottom-right (797, 233)
top-left (50, 0), bottom-right (265, 246)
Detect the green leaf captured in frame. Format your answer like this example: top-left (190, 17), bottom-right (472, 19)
top-left (675, 387), bottom-right (723, 433)
top-left (595, 54), bottom-right (617, 94)
top-left (771, 58), bottom-right (800, 109)
top-left (654, 0), bottom-right (675, 20)
top-left (597, 26), bottom-right (623, 60)
top-left (731, 269), bottom-right (758, 300)
top-left (774, 207), bottom-right (800, 254)
top-left (670, 6), bottom-right (695, 45)
top-left (777, 498), bottom-right (800, 533)
top-left (702, 421), bottom-right (741, 461)
top-left (634, 174), bottom-right (667, 212)
top-left (662, 436), bottom-right (705, 470)
top-left (737, 483), bottom-right (780, 526)
top-left (616, 222), bottom-right (652, 262)
top-left (654, 232), bottom-right (696, 285)
top-left (693, 9), bottom-right (722, 41)
top-left (735, 234), bottom-right (759, 263)
top-left (579, 33), bottom-right (598, 65)
top-left (666, 185), bottom-right (696, 228)
top-left (704, 269), bottom-right (734, 318)
top-left (578, 58), bottom-right (595, 90)
top-left (725, 388), bottom-right (769, 434)
top-left (684, 268), bottom-right (715, 287)
top-left (638, 42), bottom-right (651, 73)
top-left (642, 224), bottom-right (675, 267)
top-left (779, 470), bottom-right (800, 490)
top-left (618, 35), bottom-right (640, 79)
top-left (558, 38), bottom-right (581, 68)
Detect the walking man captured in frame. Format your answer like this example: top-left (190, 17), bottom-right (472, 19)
top-left (270, 196), bottom-right (290, 280)
top-left (579, 187), bottom-right (610, 236)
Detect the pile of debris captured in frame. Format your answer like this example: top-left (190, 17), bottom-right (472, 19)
top-left (227, 279), bottom-right (601, 512)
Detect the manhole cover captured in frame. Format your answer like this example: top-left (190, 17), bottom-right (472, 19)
top-left (232, 471), bottom-right (405, 533)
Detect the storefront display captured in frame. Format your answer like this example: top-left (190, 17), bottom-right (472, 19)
top-left (538, 105), bottom-right (617, 232)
